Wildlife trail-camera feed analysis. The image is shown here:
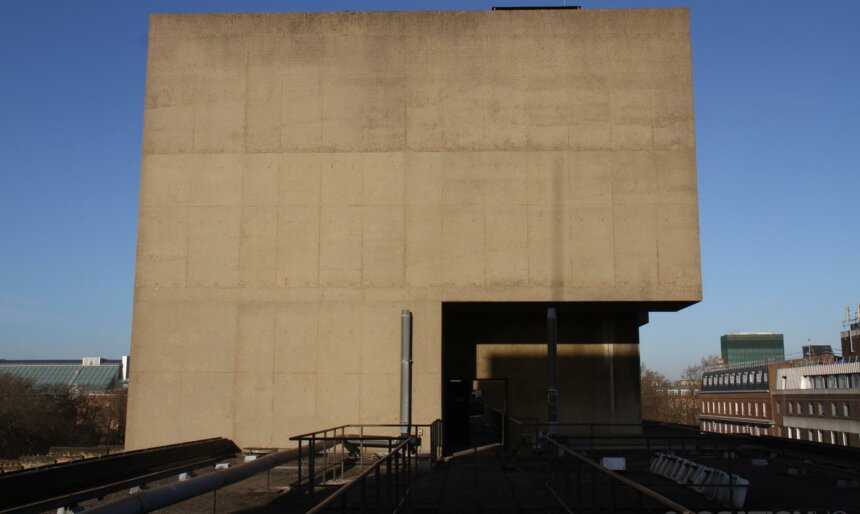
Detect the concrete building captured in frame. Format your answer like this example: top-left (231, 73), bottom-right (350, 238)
top-left (126, 8), bottom-right (701, 451)
top-left (720, 332), bottom-right (784, 366)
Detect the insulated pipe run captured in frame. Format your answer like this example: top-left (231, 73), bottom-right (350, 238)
top-left (400, 310), bottom-right (413, 436)
top-left (547, 307), bottom-right (559, 435)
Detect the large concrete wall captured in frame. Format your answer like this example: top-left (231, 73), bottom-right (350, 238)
top-left (127, 8), bottom-right (700, 450)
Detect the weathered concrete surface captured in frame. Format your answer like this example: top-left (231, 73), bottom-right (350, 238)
top-left (128, 8), bottom-right (700, 450)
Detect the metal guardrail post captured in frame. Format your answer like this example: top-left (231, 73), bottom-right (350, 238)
top-left (297, 440), bottom-right (303, 495)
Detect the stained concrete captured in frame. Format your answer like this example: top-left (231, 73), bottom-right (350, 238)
top-left (127, 8), bottom-right (701, 450)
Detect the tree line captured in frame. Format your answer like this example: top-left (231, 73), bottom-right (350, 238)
top-left (0, 374), bottom-right (127, 459)
top-left (640, 354), bottom-right (720, 426)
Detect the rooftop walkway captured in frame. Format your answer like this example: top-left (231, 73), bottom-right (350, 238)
top-left (409, 445), bottom-right (561, 513)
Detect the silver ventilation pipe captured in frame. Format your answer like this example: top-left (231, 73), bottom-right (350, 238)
top-left (400, 310), bottom-right (413, 436)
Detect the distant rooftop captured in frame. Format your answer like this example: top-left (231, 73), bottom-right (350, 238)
top-left (0, 357), bottom-right (128, 392)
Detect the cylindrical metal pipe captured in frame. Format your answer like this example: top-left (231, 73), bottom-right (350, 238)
top-left (83, 443), bottom-right (333, 514)
top-left (547, 307), bottom-right (559, 435)
top-left (400, 309), bottom-right (413, 436)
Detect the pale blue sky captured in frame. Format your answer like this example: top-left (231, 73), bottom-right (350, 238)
top-left (0, 0), bottom-right (857, 378)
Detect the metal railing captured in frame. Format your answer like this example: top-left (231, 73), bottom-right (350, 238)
top-left (291, 421), bottom-right (442, 512)
top-left (541, 436), bottom-right (694, 513)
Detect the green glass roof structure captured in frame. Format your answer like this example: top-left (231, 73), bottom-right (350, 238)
top-left (0, 361), bottom-right (121, 392)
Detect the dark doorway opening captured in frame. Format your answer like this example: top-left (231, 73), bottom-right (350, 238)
top-left (441, 302), bottom-right (651, 455)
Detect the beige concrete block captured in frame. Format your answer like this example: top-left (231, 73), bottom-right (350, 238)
top-left (359, 373), bottom-right (398, 424)
top-left (142, 104), bottom-right (194, 154)
top-left (570, 204), bottom-right (615, 286)
top-left (612, 151), bottom-right (660, 205)
top-left (655, 150), bottom-right (697, 204)
top-left (180, 372), bottom-right (234, 442)
top-left (484, 80), bottom-right (569, 151)
top-left (442, 205), bottom-right (485, 287)
top-left (527, 204), bottom-right (569, 287)
top-left (245, 71), bottom-right (282, 153)
top-left (321, 155), bottom-right (362, 205)
top-left (130, 301), bottom-right (185, 373)
top-left (363, 154), bottom-right (406, 206)
top-left (526, 153), bottom-right (568, 205)
top-left (280, 156), bottom-right (322, 206)
top-left (280, 71), bottom-right (323, 151)
top-left (317, 303), bottom-right (362, 374)
top-left (243, 154), bottom-right (279, 206)
top-left (485, 205), bottom-right (528, 287)
top-left (321, 75), bottom-right (404, 152)
top-left (652, 88), bottom-right (693, 119)
top-left (137, 206), bottom-right (188, 260)
top-left (233, 372), bottom-right (274, 448)
top-left (610, 88), bottom-right (652, 125)
top-left (569, 121), bottom-right (611, 150)
top-left (570, 151), bottom-right (613, 205)
top-left (359, 304), bottom-right (401, 376)
top-left (610, 123), bottom-right (653, 150)
top-left (484, 160), bottom-right (527, 206)
top-left (654, 118), bottom-right (694, 150)
top-left (405, 153), bottom-right (443, 206)
top-left (240, 207), bottom-right (278, 287)
top-left (179, 302), bottom-right (238, 373)
top-left (657, 203), bottom-right (701, 288)
top-left (187, 155), bottom-right (243, 207)
top-left (187, 207), bottom-right (240, 287)
top-left (569, 86), bottom-right (610, 122)
top-left (236, 303), bottom-right (275, 374)
top-left (613, 204), bottom-right (658, 286)
top-left (313, 373), bottom-right (360, 428)
top-left (442, 157), bottom-right (485, 206)
top-left (274, 303), bottom-right (320, 374)
top-left (277, 205), bottom-right (320, 287)
top-left (406, 74), bottom-right (487, 151)
top-left (140, 155), bottom-right (191, 207)
top-left (136, 257), bottom-right (187, 288)
top-left (125, 372), bottom-right (182, 448)
top-left (405, 205), bottom-right (443, 287)
top-left (319, 206), bottom-right (362, 287)
top-left (272, 372), bottom-right (317, 439)
top-left (411, 302), bottom-right (442, 376)
top-left (192, 78), bottom-right (246, 153)
top-left (362, 206), bottom-right (405, 287)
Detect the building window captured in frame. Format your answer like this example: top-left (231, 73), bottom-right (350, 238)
top-left (814, 376), bottom-right (825, 389)
top-left (842, 432), bottom-right (848, 446)
top-left (827, 376), bottom-right (837, 388)
top-left (796, 401), bottom-right (802, 414)
top-left (817, 402), bottom-right (824, 416)
top-left (830, 431), bottom-right (836, 445)
top-left (776, 401), bottom-right (781, 415)
top-left (787, 427), bottom-right (792, 439)
top-left (838, 375), bottom-right (850, 389)
top-left (843, 403), bottom-right (850, 417)
top-left (741, 403), bottom-right (745, 416)
top-left (747, 402), bottom-right (751, 416)
top-left (754, 403), bottom-right (759, 417)
top-left (851, 374), bottom-right (860, 389)
top-left (808, 402), bottom-right (814, 415)
top-left (763, 402), bottom-right (767, 417)
top-left (817, 430), bottom-right (823, 443)
top-left (831, 402), bottom-right (837, 416)
top-left (787, 402), bottom-right (793, 414)
top-left (808, 430), bottom-right (813, 441)
top-left (734, 402), bottom-right (739, 415)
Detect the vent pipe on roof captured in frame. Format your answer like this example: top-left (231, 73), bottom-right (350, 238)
top-left (400, 310), bottom-right (413, 436)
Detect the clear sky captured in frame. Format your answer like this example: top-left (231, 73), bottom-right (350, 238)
top-left (0, 0), bottom-right (857, 378)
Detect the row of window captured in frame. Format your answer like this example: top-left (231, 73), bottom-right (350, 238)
top-left (701, 400), bottom-right (767, 418)
top-left (704, 369), bottom-right (767, 387)
top-left (702, 421), bottom-right (859, 447)
top-left (805, 373), bottom-right (860, 390)
top-left (777, 400), bottom-right (851, 417)
top-left (784, 426), bottom-right (854, 446)
top-left (702, 420), bottom-right (767, 436)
